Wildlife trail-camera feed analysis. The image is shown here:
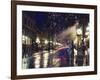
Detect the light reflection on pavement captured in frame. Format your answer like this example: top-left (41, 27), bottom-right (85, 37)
top-left (22, 48), bottom-right (89, 69)
top-left (33, 50), bottom-right (57, 68)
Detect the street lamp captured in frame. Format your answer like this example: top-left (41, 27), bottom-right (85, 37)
top-left (44, 39), bottom-right (48, 45)
top-left (36, 36), bottom-right (40, 44)
top-left (76, 28), bottom-right (82, 47)
top-left (77, 28), bottom-right (82, 36)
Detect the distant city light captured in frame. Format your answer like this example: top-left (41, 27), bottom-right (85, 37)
top-left (44, 39), bottom-right (48, 44)
top-left (36, 37), bottom-right (40, 44)
top-left (22, 35), bottom-right (26, 41)
top-left (49, 40), bottom-right (53, 43)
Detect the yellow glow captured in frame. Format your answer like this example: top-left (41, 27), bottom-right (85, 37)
top-left (44, 39), bottom-right (48, 44)
top-left (22, 35), bottom-right (31, 44)
top-left (55, 42), bottom-right (62, 46)
top-left (36, 37), bottom-right (40, 44)
top-left (74, 37), bottom-right (77, 45)
top-left (50, 40), bottom-right (53, 43)
top-left (43, 52), bottom-right (49, 59)
top-left (22, 35), bottom-right (26, 40)
top-left (77, 28), bottom-right (82, 35)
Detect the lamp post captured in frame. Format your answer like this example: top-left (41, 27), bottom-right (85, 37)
top-left (76, 28), bottom-right (82, 48)
top-left (75, 28), bottom-right (83, 66)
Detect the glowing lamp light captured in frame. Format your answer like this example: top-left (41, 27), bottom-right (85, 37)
top-left (44, 39), bottom-right (48, 44)
top-left (36, 37), bottom-right (40, 44)
top-left (22, 35), bottom-right (26, 41)
top-left (22, 35), bottom-right (28, 40)
top-left (50, 40), bottom-right (53, 43)
top-left (77, 28), bottom-right (82, 35)
top-left (55, 42), bottom-right (62, 46)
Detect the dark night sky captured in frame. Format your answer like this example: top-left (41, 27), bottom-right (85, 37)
top-left (22, 11), bottom-right (89, 34)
